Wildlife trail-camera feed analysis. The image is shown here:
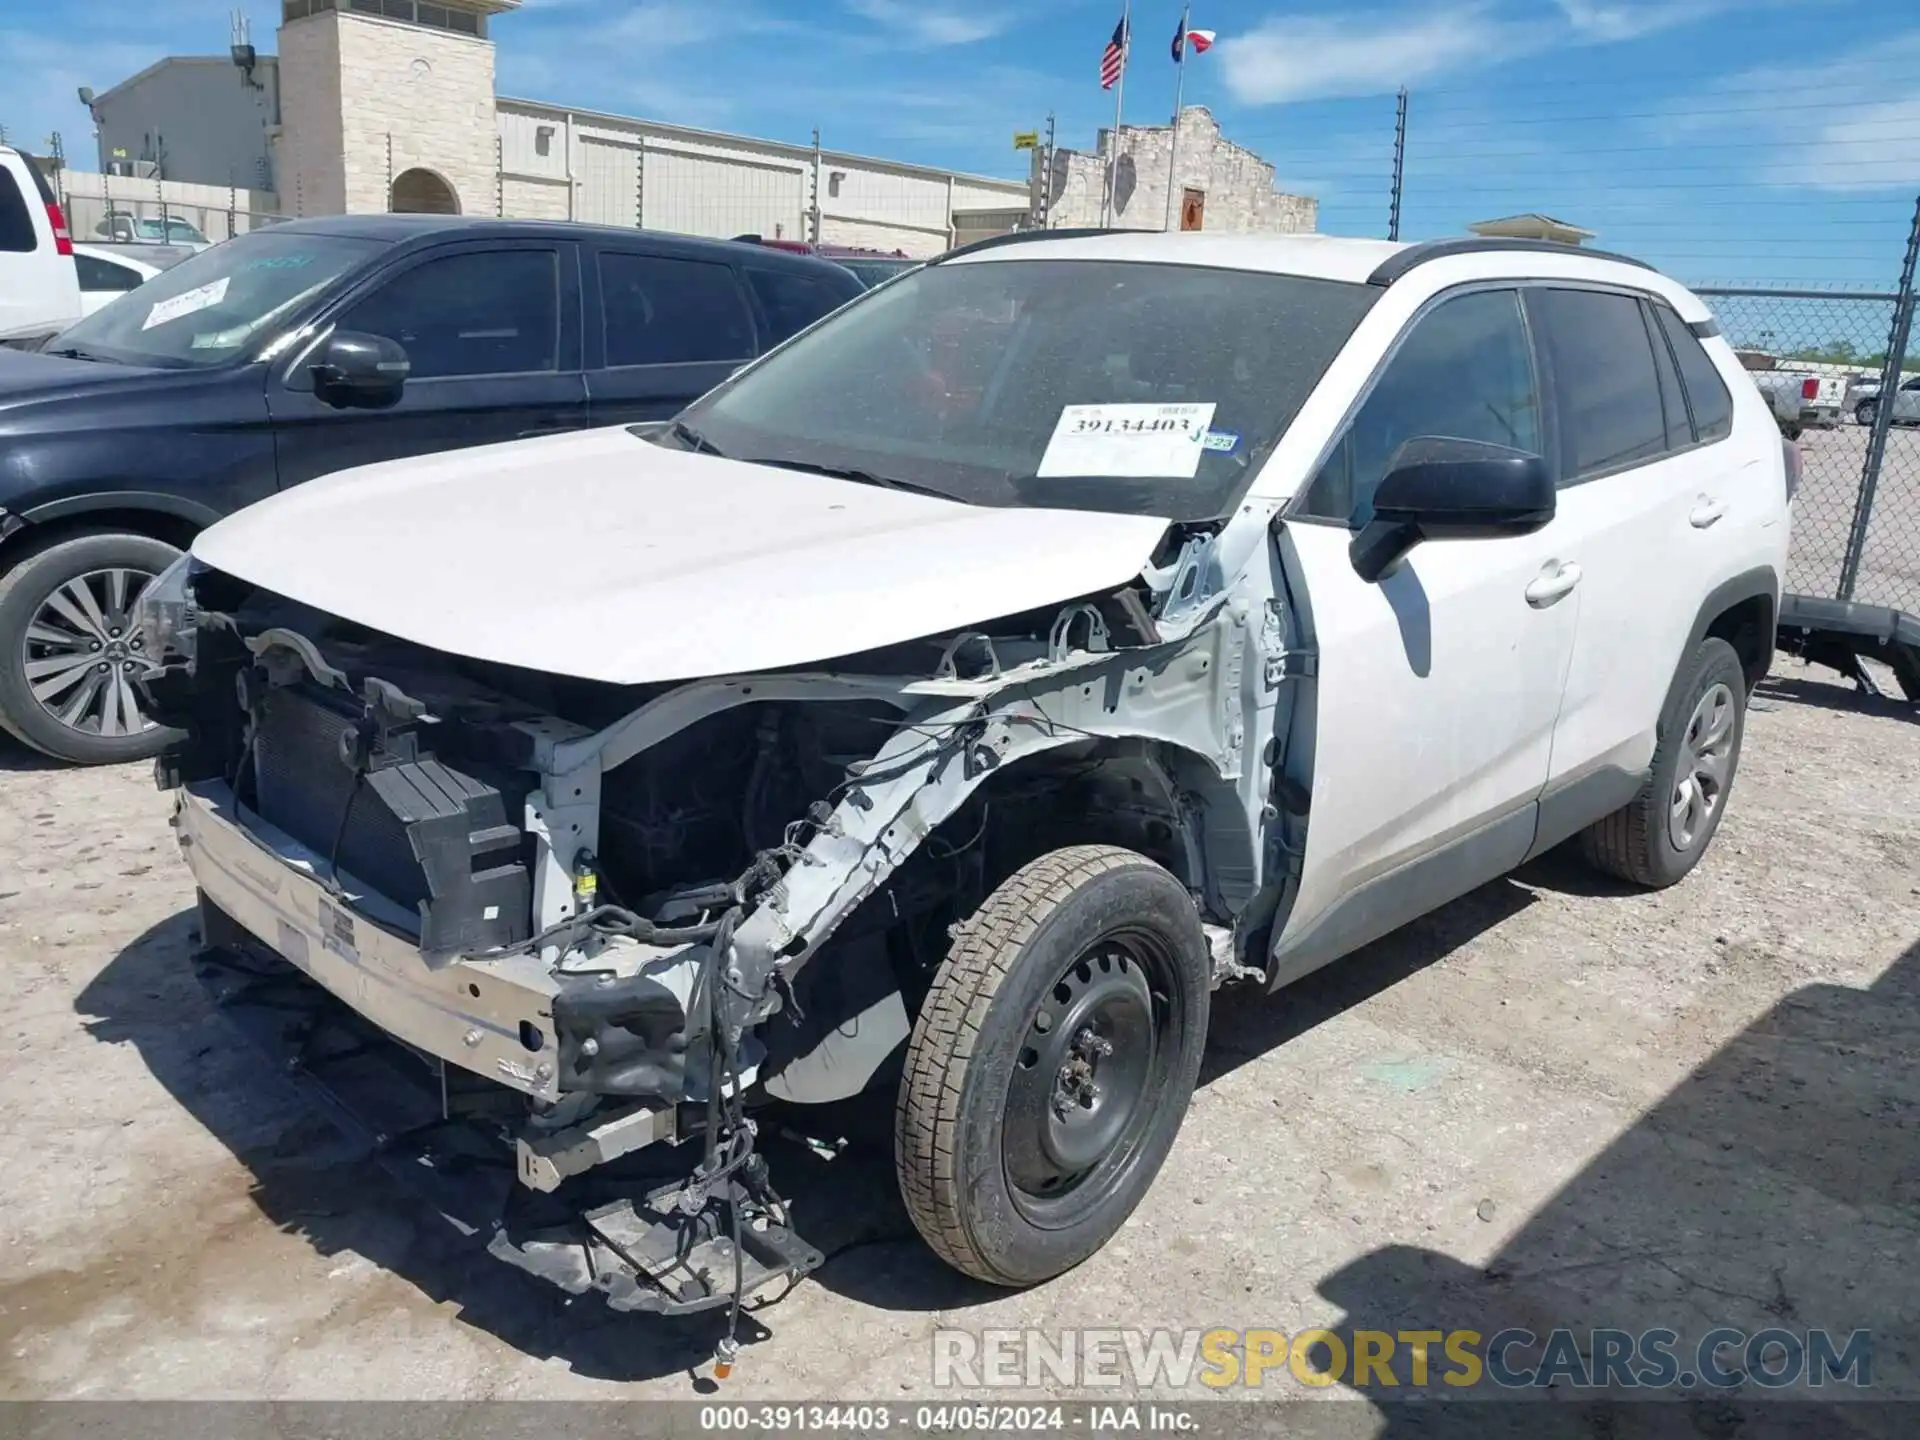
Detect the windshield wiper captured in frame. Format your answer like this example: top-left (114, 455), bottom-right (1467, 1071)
top-left (669, 420), bottom-right (726, 457)
top-left (743, 456), bottom-right (953, 500)
top-left (42, 346), bottom-right (111, 363)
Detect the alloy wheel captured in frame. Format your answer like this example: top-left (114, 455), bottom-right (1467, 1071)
top-left (1669, 681), bottom-right (1736, 852)
top-left (22, 566), bottom-right (159, 739)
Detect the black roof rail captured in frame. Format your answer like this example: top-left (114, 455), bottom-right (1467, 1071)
top-left (933, 226), bottom-right (1161, 264)
top-left (1368, 236), bottom-right (1658, 286)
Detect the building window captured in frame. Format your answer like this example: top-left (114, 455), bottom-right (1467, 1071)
top-left (335, 0), bottom-right (484, 35)
top-left (534, 125), bottom-right (554, 157)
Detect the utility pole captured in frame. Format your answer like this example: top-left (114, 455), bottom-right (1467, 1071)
top-left (1397, 87), bottom-right (1413, 242)
top-left (809, 127), bottom-right (823, 244)
top-left (1040, 110), bottom-right (1056, 230)
top-left (1389, 88), bottom-right (1408, 242)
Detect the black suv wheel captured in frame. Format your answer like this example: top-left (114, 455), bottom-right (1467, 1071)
top-left (0, 531), bottom-right (182, 764)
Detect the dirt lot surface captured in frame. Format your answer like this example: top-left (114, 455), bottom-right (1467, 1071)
top-left (2, 657), bottom-right (1917, 1413)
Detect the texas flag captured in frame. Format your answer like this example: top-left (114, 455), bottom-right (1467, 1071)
top-left (1171, 25), bottom-right (1215, 62)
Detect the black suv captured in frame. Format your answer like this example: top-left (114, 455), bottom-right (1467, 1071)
top-left (0, 215), bottom-right (864, 763)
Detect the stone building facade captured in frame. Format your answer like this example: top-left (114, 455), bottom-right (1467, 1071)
top-left (275, 0), bottom-right (509, 218)
top-left (1044, 107), bottom-right (1316, 235)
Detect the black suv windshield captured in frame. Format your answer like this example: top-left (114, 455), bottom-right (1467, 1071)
top-left (677, 257), bottom-right (1378, 520)
top-left (52, 230), bottom-right (382, 368)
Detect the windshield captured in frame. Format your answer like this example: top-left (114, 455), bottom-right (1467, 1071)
top-left (52, 230), bottom-right (382, 368)
top-left (677, 257), bottom-right (1378, 520)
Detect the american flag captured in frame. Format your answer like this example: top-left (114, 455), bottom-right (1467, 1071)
top-left (1100, 14), bottom-right (1129, 89)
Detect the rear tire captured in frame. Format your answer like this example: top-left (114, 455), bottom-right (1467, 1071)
top-left (1579, 637), bottom-right (1747, 889)
top-left (0, 531), bottom-right (182, 764)
top-left (1856, 399), bottom-right (1878, 427)
top-left (894, 845), bottom-right (1209, 1287)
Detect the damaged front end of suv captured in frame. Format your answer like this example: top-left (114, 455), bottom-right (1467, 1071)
top-left (140, 504), bottom-right (1281, 1323)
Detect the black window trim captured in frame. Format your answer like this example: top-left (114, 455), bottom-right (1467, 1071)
top-left (589, 246), bottom-right (762, 372)
top-left (1284, 279), bottom-right (1553, 528)
top-left (279, 236), bottom-right (582, 389)
top-left (1641, 296), bottom-right (1693, 454)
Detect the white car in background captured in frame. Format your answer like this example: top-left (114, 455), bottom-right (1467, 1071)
top-left (0, 145), bottom-right (83, 344)
top-left (70, 243), bottom-right (167, 316)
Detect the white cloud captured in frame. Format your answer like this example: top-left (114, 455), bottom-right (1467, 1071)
top-left (1219, 0), bottom-right (1833, 106)
top-left (1219, 6), bottom-right (1544, 105)
top-left (1698, 33), bottom-right (1920, 192)
top-left (840, 0), bottom-right (1010, 48)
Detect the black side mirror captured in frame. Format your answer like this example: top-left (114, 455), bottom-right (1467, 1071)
top-left (311, 330), bottom-right (409, 410)
top-left (1348, 437), bottom-right (1555, 583)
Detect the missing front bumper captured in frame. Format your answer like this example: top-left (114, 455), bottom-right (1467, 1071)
top-left (193, 929), bottom-right (823, 1316)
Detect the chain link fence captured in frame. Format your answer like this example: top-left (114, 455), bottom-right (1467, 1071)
top-left (52, 169), bottom-right (285, 248)
top-left (1695, 286), bottom-right (1919, 613)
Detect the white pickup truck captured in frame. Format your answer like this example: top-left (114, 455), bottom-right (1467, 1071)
top-left (1749, 367), bottom-right (1827, 438)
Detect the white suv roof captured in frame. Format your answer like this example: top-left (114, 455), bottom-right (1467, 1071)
top-left (944, 229), bottom-right (1715, 324)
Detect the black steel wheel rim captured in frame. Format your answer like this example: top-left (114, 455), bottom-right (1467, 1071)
top-left (1002, 926), bottom-right (1182, 1230)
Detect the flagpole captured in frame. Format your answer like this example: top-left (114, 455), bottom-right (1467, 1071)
top-left (1165, 0), bottom-right (1190, 231)
top-left (1104, 0), bottom-right (1130, 227)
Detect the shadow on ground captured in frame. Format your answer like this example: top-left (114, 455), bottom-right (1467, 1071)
top-left (1312, 934), bottom-right (1920, 1433)
top-left (0, 732), bottom-right (63, 773)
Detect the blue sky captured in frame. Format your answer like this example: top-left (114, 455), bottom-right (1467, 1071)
top-left (3, 0), bottom-right (1917, 289)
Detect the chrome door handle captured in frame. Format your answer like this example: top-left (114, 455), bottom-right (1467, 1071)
top-left (1690, 497), bottom-right (1728, 528)
top-left (1525, 561), bottom-right (1582, 608)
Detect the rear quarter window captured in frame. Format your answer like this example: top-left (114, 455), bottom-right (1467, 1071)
top-left (0, 168), bottom-right (37, 253)
top-left (1654, 303), bottom-right (1735, 443)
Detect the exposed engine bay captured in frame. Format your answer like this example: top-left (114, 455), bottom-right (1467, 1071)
top-left (143, 525), bottom-right (1296, 1327)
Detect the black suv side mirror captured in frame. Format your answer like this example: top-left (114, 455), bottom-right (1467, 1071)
top-left (1349, 437), bottom-right (1555, 583)
top-left (311, 330), bottom-right (410, 410)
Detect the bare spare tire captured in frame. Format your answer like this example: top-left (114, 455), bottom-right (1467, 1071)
top-left (894, 844), bottom-right (1210, 1286)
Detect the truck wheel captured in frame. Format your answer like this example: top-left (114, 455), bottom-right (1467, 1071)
top-left (0, 531), bottom-right (182, 765)
top-left (894, 845), bottom-right (1209, 1287)
top-left (1580, 638), bottom-right (1747, 889)
top-left (1856, 399), bottom-right (1878, 427)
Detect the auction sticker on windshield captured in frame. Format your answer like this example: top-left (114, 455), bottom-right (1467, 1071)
top-left (143, 277), bottom-right (231, 331)
top-left (1038, 402), bottom-right (1216, 480)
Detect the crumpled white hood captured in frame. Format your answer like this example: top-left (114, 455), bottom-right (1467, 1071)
top-left (192, 425), bottom-right (1172, 686)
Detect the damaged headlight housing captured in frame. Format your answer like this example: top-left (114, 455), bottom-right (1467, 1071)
top-left (135, 551), bottom-right (198, 666)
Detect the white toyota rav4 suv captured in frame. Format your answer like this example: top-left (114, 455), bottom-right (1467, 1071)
top-left (141, 230), bottom-right (1791, 1338)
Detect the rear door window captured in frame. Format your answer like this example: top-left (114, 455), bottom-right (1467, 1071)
top-left (1529, 287), bottom-right (1670, 481)
top-left (1653, 303), bottom-right (1735, 443)
top-left (744, 265), bottom-right (856, 347)
top-left (599, 252), bottom-right (755, 366)
top-left (0, 168), bottom-right (37, 253)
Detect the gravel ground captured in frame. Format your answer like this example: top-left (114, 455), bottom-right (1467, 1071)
top-left (1, 655), bottom-right (1917, 1412)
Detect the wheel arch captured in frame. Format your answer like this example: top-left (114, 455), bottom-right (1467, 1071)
top-left (0, 492), bottom-right (214, 576)
top-left (1691, 566), bottom-right (1779, 696)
